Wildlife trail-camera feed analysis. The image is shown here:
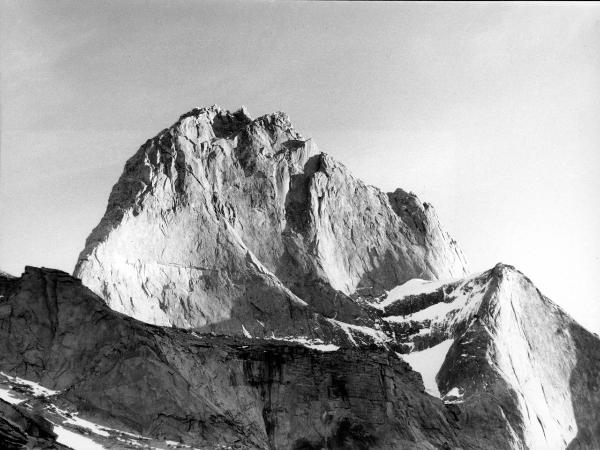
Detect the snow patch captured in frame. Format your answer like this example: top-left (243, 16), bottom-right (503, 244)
top-left (165, 440), bottom-right (193, 448)
top-left (48, 404), bottom-right (150, 444)
top-left (0, 386), bottom-right (23, 404)
top-left (385, 277), bottom-right (490, 337)
top-left (443, 387), bottom-right (464, 404)
top-left (445, 387), bottom-right (462, 397)
top-left (326, 318), bottom-right (389, 346)
top-left (304, 343), bottom-right (339, 352)
top-left (53, 425), bottom-right (106, 450)
top-left (0, 372), bottom-right (59, 397)
top-left (376, 279), bottom-right (447, 309)
top-left (64, 415), bottom-right (111, 437)
top-left (0, 374), bottom-right (165, 449)
top-left (385, 299), bottom-right (459, 323)
top-left (374, 271), bottom-right (486, 312)
top-left (401, 339), bottom-right (454, 398)
top-left (241, 324), bottom-right (252, 338)
top-left (269, 335), bottom-right (339, 352)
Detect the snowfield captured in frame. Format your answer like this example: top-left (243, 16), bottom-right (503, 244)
top-left (400, 339), bottom-right (454, 397)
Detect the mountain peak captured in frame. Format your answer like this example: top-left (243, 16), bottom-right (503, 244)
top-left (74, 105), bottom-right (467, 330)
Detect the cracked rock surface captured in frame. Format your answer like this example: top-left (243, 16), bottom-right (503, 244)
top-left (73, 106), bottom-right (467, 333)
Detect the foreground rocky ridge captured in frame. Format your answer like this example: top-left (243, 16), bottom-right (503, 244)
top-left (73, 106), bottom-right (467, 334)
top-left (0, 267), bottom-right (470, 449)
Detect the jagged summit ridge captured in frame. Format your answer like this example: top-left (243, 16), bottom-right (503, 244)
top-left (175, 104), bottom-right (299, 149)
top-left (74, 106), bottom-right (467, 333)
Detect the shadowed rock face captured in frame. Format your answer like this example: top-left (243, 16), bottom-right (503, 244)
top-left (73, 105), bottom-right (467, 332)
top-left (0, 267), bottom-right (470, 449)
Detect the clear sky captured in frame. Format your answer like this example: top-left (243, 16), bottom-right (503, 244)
top-left (1, 2), bottom-right (599, 333)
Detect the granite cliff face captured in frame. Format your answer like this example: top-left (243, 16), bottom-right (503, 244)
top-left (73, 106), bottom-right (467, 334)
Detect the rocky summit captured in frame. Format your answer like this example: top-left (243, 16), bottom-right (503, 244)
top-left (1, 106), bottom-right (599, 449)
top-left (73, 105), bottom-right (467, 334)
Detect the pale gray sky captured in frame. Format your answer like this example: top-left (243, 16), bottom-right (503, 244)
top-left (1, 1), bottom-right (599, 333)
